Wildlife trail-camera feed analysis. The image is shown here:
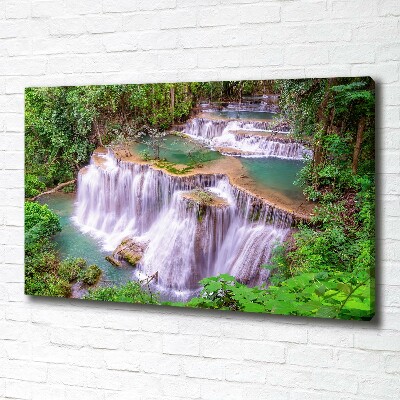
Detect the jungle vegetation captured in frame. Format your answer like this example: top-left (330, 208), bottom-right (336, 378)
top-left (25, 78), bottom-right (375, 319)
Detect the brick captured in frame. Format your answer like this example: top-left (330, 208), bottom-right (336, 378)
top-left (103, 33), bottom-right (138, 53)
top-left (359, 376), bottom-right (400, 398)
top-left (197, 7), bottom-right (241, 27)
top-left (354, 21), bottom-right (399, 43)
top-left (267, 366), bottom-right (359, 394)
top-left (163, 334), bottom-right (200, 356)
top-left (239, 47), bottom-right (284, 67)
top-left (122, 13), bottom-right (160, 31)
top-left (239, 3), bottom-right (280, 24)
top-left (85, 15), bottom-right (124, 34)
top-left (87, 328), bottom-right (125, 349)
top-left (282, 1), bottom-right (328, 22)
top-left (6, 379), bottom-right (31, 400)
top-left (124, 332), bottom-right (163, 353)
top-left (336, 349), bottom-right (382, 371)
top-left (65, 0), bottom-right (102, 15)
top-left (306, 22), bottom-right (352, 43)
top-left (158, 51), bottom-right (198, 70)
top-left (139, 30), bottom-right (179, 50)
top-left (104, 350), bottom-right (140, 372)
top-left (378, 0), bottom-right (400, 16)
top-left (331, 0), bottom-right (377, 18)
top-left (103, 0), bottom-right (140, 13)
top-left (200, 381), bottom-right (243, 400)
top-left (50, 327), bottom-right (88, 348)
top-left (160, 9), bottom-right (197, 29)
top-left (183, 357), bottom-right (225, 380)
top-left (288, 345), bottom-right (334, 368)
top-left (285, 45), bottom-right (329, 66)
top-left (48, 365), bottom-right (88, 386)
top-left (308, 327), bottom-right (354, 347)
top-left (385, 354), bottom-right (400, 374)
top-left (226, 362), bottom-right (266, 383)
top-left (49, 17), bottom-right (87, 36)
top-left (355, 331), bottom-right (400, 351)
top-left (140, 314), bottom-right (178, 333)
top-left (202, 337), bottom-right (244, 360)
top-left (5, 1), bottom-right (30, 19)
top-left (3, 360), bottom-right (47, 383)
top-left (242, 340), bottom-right (286, 363)
top-left (32, 383), bottom-right (65, 400)
top-left (140, 353), bottom-right (181, 375)
top-left (160, 376), bottom-right (201, 399)
top-left (31, 1), bottom-right (66, 18)
top-left (330, 44), bottom-right (376, 64)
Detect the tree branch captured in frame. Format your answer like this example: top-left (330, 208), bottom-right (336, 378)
top-left (29, 179), bottom-right (76, 201)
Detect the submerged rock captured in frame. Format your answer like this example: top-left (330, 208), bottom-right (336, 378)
top-left (182, 188), bottom-right (229, 208)
top-left (113, 237), bottom-right (146, 266)
top-left (105, 255), bottom-right (121, 267)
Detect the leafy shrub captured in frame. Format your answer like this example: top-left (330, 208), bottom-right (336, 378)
top-left (139, 149), bottom-right (151, 161)
top-left (79, 264), bottom-right (102, 286)
top-left (58, 258), bottom-right (87, 283)
top-left (85, 281), bottom-right (159, 304)
top-left (25, 174), bottom-right (45, 198)
top-left (186, 273), bottom-right (374, 320)
top-left (25, 202), bottom-right (61, 249)
top-left (25, 273), bottom-right (71, 298)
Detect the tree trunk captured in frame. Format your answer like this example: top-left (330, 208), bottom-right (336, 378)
top-left (352, 116), bottom-right (366, 174)
top-left (94, 119), bottom-right (103, 146)
top-left (312, 78), bottom-right (338, 186)
top-left (170, 85), bottom-right (175, 123)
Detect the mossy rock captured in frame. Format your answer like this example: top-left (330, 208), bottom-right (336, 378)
top-left (79, 264), bottom-right (102, 286)
top-left (105, 255), bottom-right (122, 267)
top-left (113, 237), bottom-right (146, 266)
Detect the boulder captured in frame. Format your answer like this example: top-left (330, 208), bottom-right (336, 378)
top-left (113, 237), bottom-right (146, 266)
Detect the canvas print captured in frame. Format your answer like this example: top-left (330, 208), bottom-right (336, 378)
top-left (25, 78), bottom-right (375, 319)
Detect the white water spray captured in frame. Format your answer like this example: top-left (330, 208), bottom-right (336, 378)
top-left (74, 150), bottom-right (292, 299)
top-left (184, 118), bottom-right (311, 159)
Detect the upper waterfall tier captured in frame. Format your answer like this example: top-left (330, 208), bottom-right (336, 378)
top-left (183, 118), bottom-right (311, 159)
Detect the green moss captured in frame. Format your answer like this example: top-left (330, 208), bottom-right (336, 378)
top-left (153, 160), bottom-right (193, 175)
top-left (58, 258), bottom-right (87, 282)
top-left (120, 251), bottom-right (141, 266)
top-left (79, 264), bottom-right (102, 286)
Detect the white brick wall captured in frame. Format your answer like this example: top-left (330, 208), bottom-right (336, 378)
top-left (0, 0), bottom-right (399, 398)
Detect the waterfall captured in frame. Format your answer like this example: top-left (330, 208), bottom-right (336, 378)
top-left (74, 150), bottom-right (292, 299)
top-left (184, 118), bottom-right (311, 159)
top-left (185, 118), bottom-right (271, 140)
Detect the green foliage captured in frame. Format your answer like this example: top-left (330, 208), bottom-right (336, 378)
top-left (25, 174), bottom-right (46, 198)
top-left (58, 258), bottom-right (87, 283)
top-left (25, 202), bottom-right (61, 249)
top-left (187, 274), bottom-right (266, 313)
top-left (154, 159), bottom-right (193, 175)
top-left (79, 264), bottom-right (102, 286)
top-left (24, 233), bottom-right (71, 298)
top-left (24, 200), bottom-right (98, 297)
top-left (85, 281), bottom-right (159, 304)
top-left (186, 273), bottom-right (374, 319)
top-left (139, 149), bottom-right (151, 161)
top-left (191, 188), bottom-right (214, 205)
top-left (25, 87), bottom-right (98, 187)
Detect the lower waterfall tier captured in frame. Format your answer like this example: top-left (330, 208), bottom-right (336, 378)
top-left (74, 150), bottom-right (293, 298)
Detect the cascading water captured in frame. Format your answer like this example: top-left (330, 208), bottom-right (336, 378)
top-left (74, 150), bottom-right (292, 300)
top-left (184, 118), bottom-right (311, 159)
